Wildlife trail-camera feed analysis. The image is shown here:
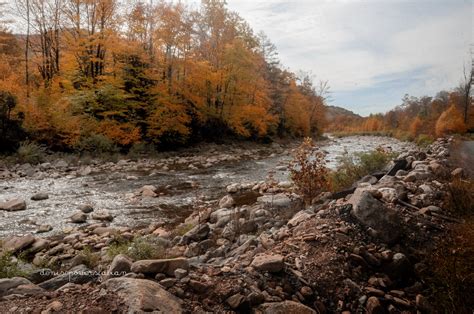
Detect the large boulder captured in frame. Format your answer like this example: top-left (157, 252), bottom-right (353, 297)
top-left (348, 188), bottom-right (402, 244)
top-left (105, 277), bottom-right (183, 313)
top-left (131, 258), bottom-right (189, 276)
top-left (2, 234), bottom-right (36, 254)
top-left (39, 264), bottom-right (98, 290)
top-left (0, 199), bottom-right (27, 211)
top-left (256, 301), bottom-right (316, 314)
top-left (0, 277), bottom-right (32, 297)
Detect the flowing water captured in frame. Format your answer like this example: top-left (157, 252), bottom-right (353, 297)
top-left (0, 136), bottom-right (415, 237)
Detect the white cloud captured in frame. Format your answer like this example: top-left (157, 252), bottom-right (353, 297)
top-left (227, 0), bottom-right (472, 113)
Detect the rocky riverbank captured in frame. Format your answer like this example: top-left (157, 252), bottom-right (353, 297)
top-left (0, 137), bottom-right (466, 313)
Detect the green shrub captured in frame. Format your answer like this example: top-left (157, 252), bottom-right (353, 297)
top-left (0, 252), bottom-right (27, 278)
top-left (171, 223), bottom-right (195, 237)
top-left (107, 235), bottom-right (166, 260)
top-left (330, 147), bottom-right (394, 192)
top-left (416, 134), bottom-right (434, 147)
top-left (16, 141), bottom-right (46, 164)
top-left (76, 134), bottom-right (119, 155)
top-left (78, 246), bottom-right (100, 269)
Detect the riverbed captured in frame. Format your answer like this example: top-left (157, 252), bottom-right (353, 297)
top-left (0, 136), bottom-right (415, 237)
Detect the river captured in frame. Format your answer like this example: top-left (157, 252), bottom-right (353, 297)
top-left (0, 135), bottom-right (415, 237)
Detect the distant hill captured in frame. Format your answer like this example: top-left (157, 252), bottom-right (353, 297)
top-left (325, 105), bottom-right (361, 120)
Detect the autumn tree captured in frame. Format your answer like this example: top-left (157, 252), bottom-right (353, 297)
top-left (435, 103), bottom-right (467, 137)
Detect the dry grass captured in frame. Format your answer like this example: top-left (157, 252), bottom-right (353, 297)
top-left (425, 219), bottom-right (474, 313)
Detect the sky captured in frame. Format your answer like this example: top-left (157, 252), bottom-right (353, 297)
top-left (222, 0), bottom-right (473, 116)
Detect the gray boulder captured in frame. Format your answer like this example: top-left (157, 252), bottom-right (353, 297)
top-left (38, 264), bottom-right (98, 290)
top-left (131, 258), bottom-right (189, 276)
top-left (0, 277), bottom-right (32, 297)
top-left (348, 188), bottom-right (402, 244)
top-left (105, 277), bottom-right (183, 313)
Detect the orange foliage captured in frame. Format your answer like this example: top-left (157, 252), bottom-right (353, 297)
top-left (435, 105), bottom-right (467, 137)
top-left (97, 120), bottom-right (141, 146)
top-left (409, 116), bottom-right (423, 138)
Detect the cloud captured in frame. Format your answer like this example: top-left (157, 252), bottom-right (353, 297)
top-left (226, 0), bottom-right (472, 115)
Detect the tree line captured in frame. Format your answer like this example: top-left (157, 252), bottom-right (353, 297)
top-left (0, 0), bottom-right (326, 152)
top-left (326, 68), bottom-right (473, 141)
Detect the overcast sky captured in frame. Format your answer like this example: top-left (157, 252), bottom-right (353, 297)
top-left (223, 0), bottom-right (473, 116)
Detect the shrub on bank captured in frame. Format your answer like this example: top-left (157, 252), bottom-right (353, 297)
top-left (445, 178), bottom-right (474, 217)
top-left (330, 147), bottom-right (394, 192)
top-left (107, 235), bottom-right (167, 260)
top-left (0, 252), bottom-right (26, 278)
top-left (415, 134), bottom-right (434, 147)
top-left (16, 141), bottom-right (46, 164)
top-left (76, 134), bottom-right (119, 155)
top-left (289, 137), bottom-right (330, 204)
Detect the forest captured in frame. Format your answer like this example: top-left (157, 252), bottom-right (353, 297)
top-left (0, 0), bottom-right (472, 155)
top-left (0, 0), bottom-right (326, 152)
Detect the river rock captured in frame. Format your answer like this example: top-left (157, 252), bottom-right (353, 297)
top-left (181, 224), bottom-right (210, 244)
top-left (386, 159), bottom-right (408, 176)
top-left (0, 277), bottom-right (33, 297)
top-left (251, 253), bottom-right (284, 272)
top-left (218, 195), bottom-right (235, 208)
top-left (0, 199), bottom-right (27, 211)
top-left (257, 193), bottom-right (303, 212)
top-left (105, 277), bottom-right (183, 313)
top-left (31, 193), bottom-right (49, 201)
top-left (79, 204), bottom-right (94, 213)
top-left (131, 258), bottom-right (189, 276)
top-left (27, 269), bottom-right (55, 284)
top-left (287, 210), bottom-right (314, 227)
top-left (2, 234), bottom-right (36, 254)
top-left (256, 301), bottom-right (316, 314)
top-left (70, 212), bottom-right (87, 223)
top-left (366, 296), bottom-right (383, 314)
top-left (348, 188), bottom-right (401, 244)
top-left (141, 185), bottom-right (158, 198)
top-left (386, 253), bottom-right (412, 281)
top-left (39, 264), bottom-right (98, 290)
top-left (8, 283), bottom-right (45, 296)
top-left (210, 208), bottom-right (234, 224)
top-left (37, 224), bottom-right (53, 233)
top-left (106, 254), bottom-right (133, 279)
top-left (92, 210), bottom-right (113, 221)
